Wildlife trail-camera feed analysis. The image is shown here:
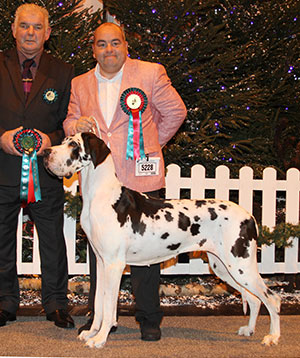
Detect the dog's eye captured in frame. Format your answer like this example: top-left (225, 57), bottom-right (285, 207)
top-left (69, 141), bottom-right (78, 148)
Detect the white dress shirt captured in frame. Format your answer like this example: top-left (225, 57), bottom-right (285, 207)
top-left (94, 63), bottom-right (124, 128)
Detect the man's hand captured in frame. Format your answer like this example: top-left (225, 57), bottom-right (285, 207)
top-left (34, 129), bottom-right (52, 156)
top-left (75, 116), bottom-right (95, 133)
top-left (0, 127), bottom-right (23, 156)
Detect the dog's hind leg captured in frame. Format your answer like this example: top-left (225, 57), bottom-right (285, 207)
top-left (207, 253), bottom-right (261, 337)
top-left (207, 252), bottom-right (280, 345)
top-left (238, 271), bottom-right (280, 346)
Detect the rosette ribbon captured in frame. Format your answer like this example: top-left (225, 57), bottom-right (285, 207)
top-left (13, 128), bottom-right (42, 203)
top-left (120, 88), bottom-right (148, 160)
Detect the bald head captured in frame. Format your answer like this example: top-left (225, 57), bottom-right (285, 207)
top-left (92, 22), bottom-right (128, 79)
top-left (94, 23), bottom-right (126, 43)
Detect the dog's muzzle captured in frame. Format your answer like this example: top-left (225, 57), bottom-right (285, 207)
top-left (43, 148), bottom-right (61, 178)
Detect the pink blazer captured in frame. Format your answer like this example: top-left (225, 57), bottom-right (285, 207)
top-left (63, 57), bottom-right (187, 192)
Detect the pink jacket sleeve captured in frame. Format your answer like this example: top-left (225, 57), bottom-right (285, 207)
top-left (150, 64), bottom-right (187, 147)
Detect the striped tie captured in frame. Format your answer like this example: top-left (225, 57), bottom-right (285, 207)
top-left (22, 59), bottom-right (34, 100)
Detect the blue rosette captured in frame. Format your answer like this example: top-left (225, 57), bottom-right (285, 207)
top-left (13, 128), bottom-right (42, 203)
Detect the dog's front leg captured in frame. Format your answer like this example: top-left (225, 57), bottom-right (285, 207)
top-left (85, 259), bottom-right (125, 348)
top-left (78, 249), bottom-right (104, 342)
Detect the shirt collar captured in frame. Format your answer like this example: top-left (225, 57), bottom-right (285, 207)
top-left (17, 49), bottom-right (42, 69)
top-left (94, 63), bottom-right (124, 83)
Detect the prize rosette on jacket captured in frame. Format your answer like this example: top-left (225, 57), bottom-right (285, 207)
top-left (120, 87), bottom-right (148, 160)
top-left (13, 128), bottom-right (42, 203)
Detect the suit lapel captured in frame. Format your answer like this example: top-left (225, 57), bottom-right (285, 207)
top-left (5, 49), bottom-right (25, 104)
top-left (110, 58), bottom-right (134, 130)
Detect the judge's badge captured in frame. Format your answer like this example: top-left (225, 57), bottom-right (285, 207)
top-left (43, 88), bottom-right (58, 104)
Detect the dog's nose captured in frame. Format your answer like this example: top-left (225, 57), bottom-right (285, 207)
top-left (43, 148), bottom-right (51, 158)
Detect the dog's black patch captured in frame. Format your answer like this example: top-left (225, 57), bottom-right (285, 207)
top-left (231, 237), bottom-right (250, 258)
top-left (161, 232), bottom-right (169, 240)
top-left (265, 288), bottom-right (274, 298)
top-left (208, 208), bottom-right (217, 220)
top-left (239, 269), bottom-right (244, 274)
top-left (183, 206), bottom-right (189, 210)
top-left (195, 200), bottom-right (206, 208)
top-left (70, 145), bottom-right (81, 161)
top-left (155, 215), bottom-right (160, 220)
top-left (167, 243), bottom-right (181, 251)
top-left (178, 212), bottom-right (191, 231)
top-left (165, 211), bottom-right (174, 222)
top-left (230, 218), bottom-right (257, 258)
top-left (267, 288), bottom-right (273, 295)
top-left (219, 204), bottom-right (227, 210)
top-left (112, 187), bottom-right (173, 234)
top-left (66, 159), bottom-right (73, 167)
top-left (190, 223), bottom-right (200, 236)
top-left (138, 221), bottom-right (147, 236)
top-left (194, 215), bottom-right (200, 222)
top-left (199, 239), bottom-right (207, 247)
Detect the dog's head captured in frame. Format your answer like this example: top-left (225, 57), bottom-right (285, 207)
top-left (43, 132), bottom-right (110, 179)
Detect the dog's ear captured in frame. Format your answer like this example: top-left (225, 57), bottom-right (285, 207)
top-left (82, 132), bottom-right (111, 168)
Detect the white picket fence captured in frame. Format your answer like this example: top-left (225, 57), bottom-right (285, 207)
top-left (16, 165), bottom-right (300, 276)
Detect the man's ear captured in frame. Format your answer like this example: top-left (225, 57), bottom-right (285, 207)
top-left (11, 23), bottom-right (16, 39)
top-left (45, 26), bottom-right (51, 42)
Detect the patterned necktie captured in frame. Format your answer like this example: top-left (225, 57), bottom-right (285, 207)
top-left (22, 59), bottom-right (34, 100)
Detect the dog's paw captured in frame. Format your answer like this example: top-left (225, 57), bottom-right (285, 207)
top-left (261, 334), bottom-right (280, 346)
top-left (85, 336), bottom-right (107, 349)
top-left (78, 329), bottom-right (97, 342)
top-left (238, 326), bottom-right (254, 336)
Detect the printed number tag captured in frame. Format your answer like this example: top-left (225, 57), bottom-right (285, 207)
top-left (135, 157), bottom-right (160, 176)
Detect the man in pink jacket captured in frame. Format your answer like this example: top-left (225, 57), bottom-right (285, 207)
top-left (63, 22), bottom-right (187, 341)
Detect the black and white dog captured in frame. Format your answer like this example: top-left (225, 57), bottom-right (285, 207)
top-left (43, 132), bottom-right (280, 348)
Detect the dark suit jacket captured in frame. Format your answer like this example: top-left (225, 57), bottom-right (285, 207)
top-left (0, 48), bottom-right (74, 187)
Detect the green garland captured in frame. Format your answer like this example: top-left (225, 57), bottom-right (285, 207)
top-left (258, 223), bottom-right (300, 248)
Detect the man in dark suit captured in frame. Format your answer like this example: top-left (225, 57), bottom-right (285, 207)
top-left (0, 3), bottom-right (74, 328)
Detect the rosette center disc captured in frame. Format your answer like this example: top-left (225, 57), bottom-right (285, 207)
top-left (21, 136), bottom-right (35, 153)
top-left (127, 94), bottom-right (142, 110)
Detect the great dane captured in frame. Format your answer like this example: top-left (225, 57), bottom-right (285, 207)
top-left (43, 132), bottom-right (280, 348)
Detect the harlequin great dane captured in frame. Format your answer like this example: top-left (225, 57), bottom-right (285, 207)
top-left (43, 132), bottom-right (280, 348)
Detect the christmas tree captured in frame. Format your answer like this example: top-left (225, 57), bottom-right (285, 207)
top-left (0, 0), bottom-right (101, 76)
top-left (104, 0), bottom-right (300, 176)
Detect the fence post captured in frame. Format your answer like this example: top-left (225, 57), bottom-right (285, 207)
top-left (284, 168), bottom-right (300, 273)
top-left (260, 168), bottom-right (277, 273)
top-left (239, 166), bottom-right (254, 214)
